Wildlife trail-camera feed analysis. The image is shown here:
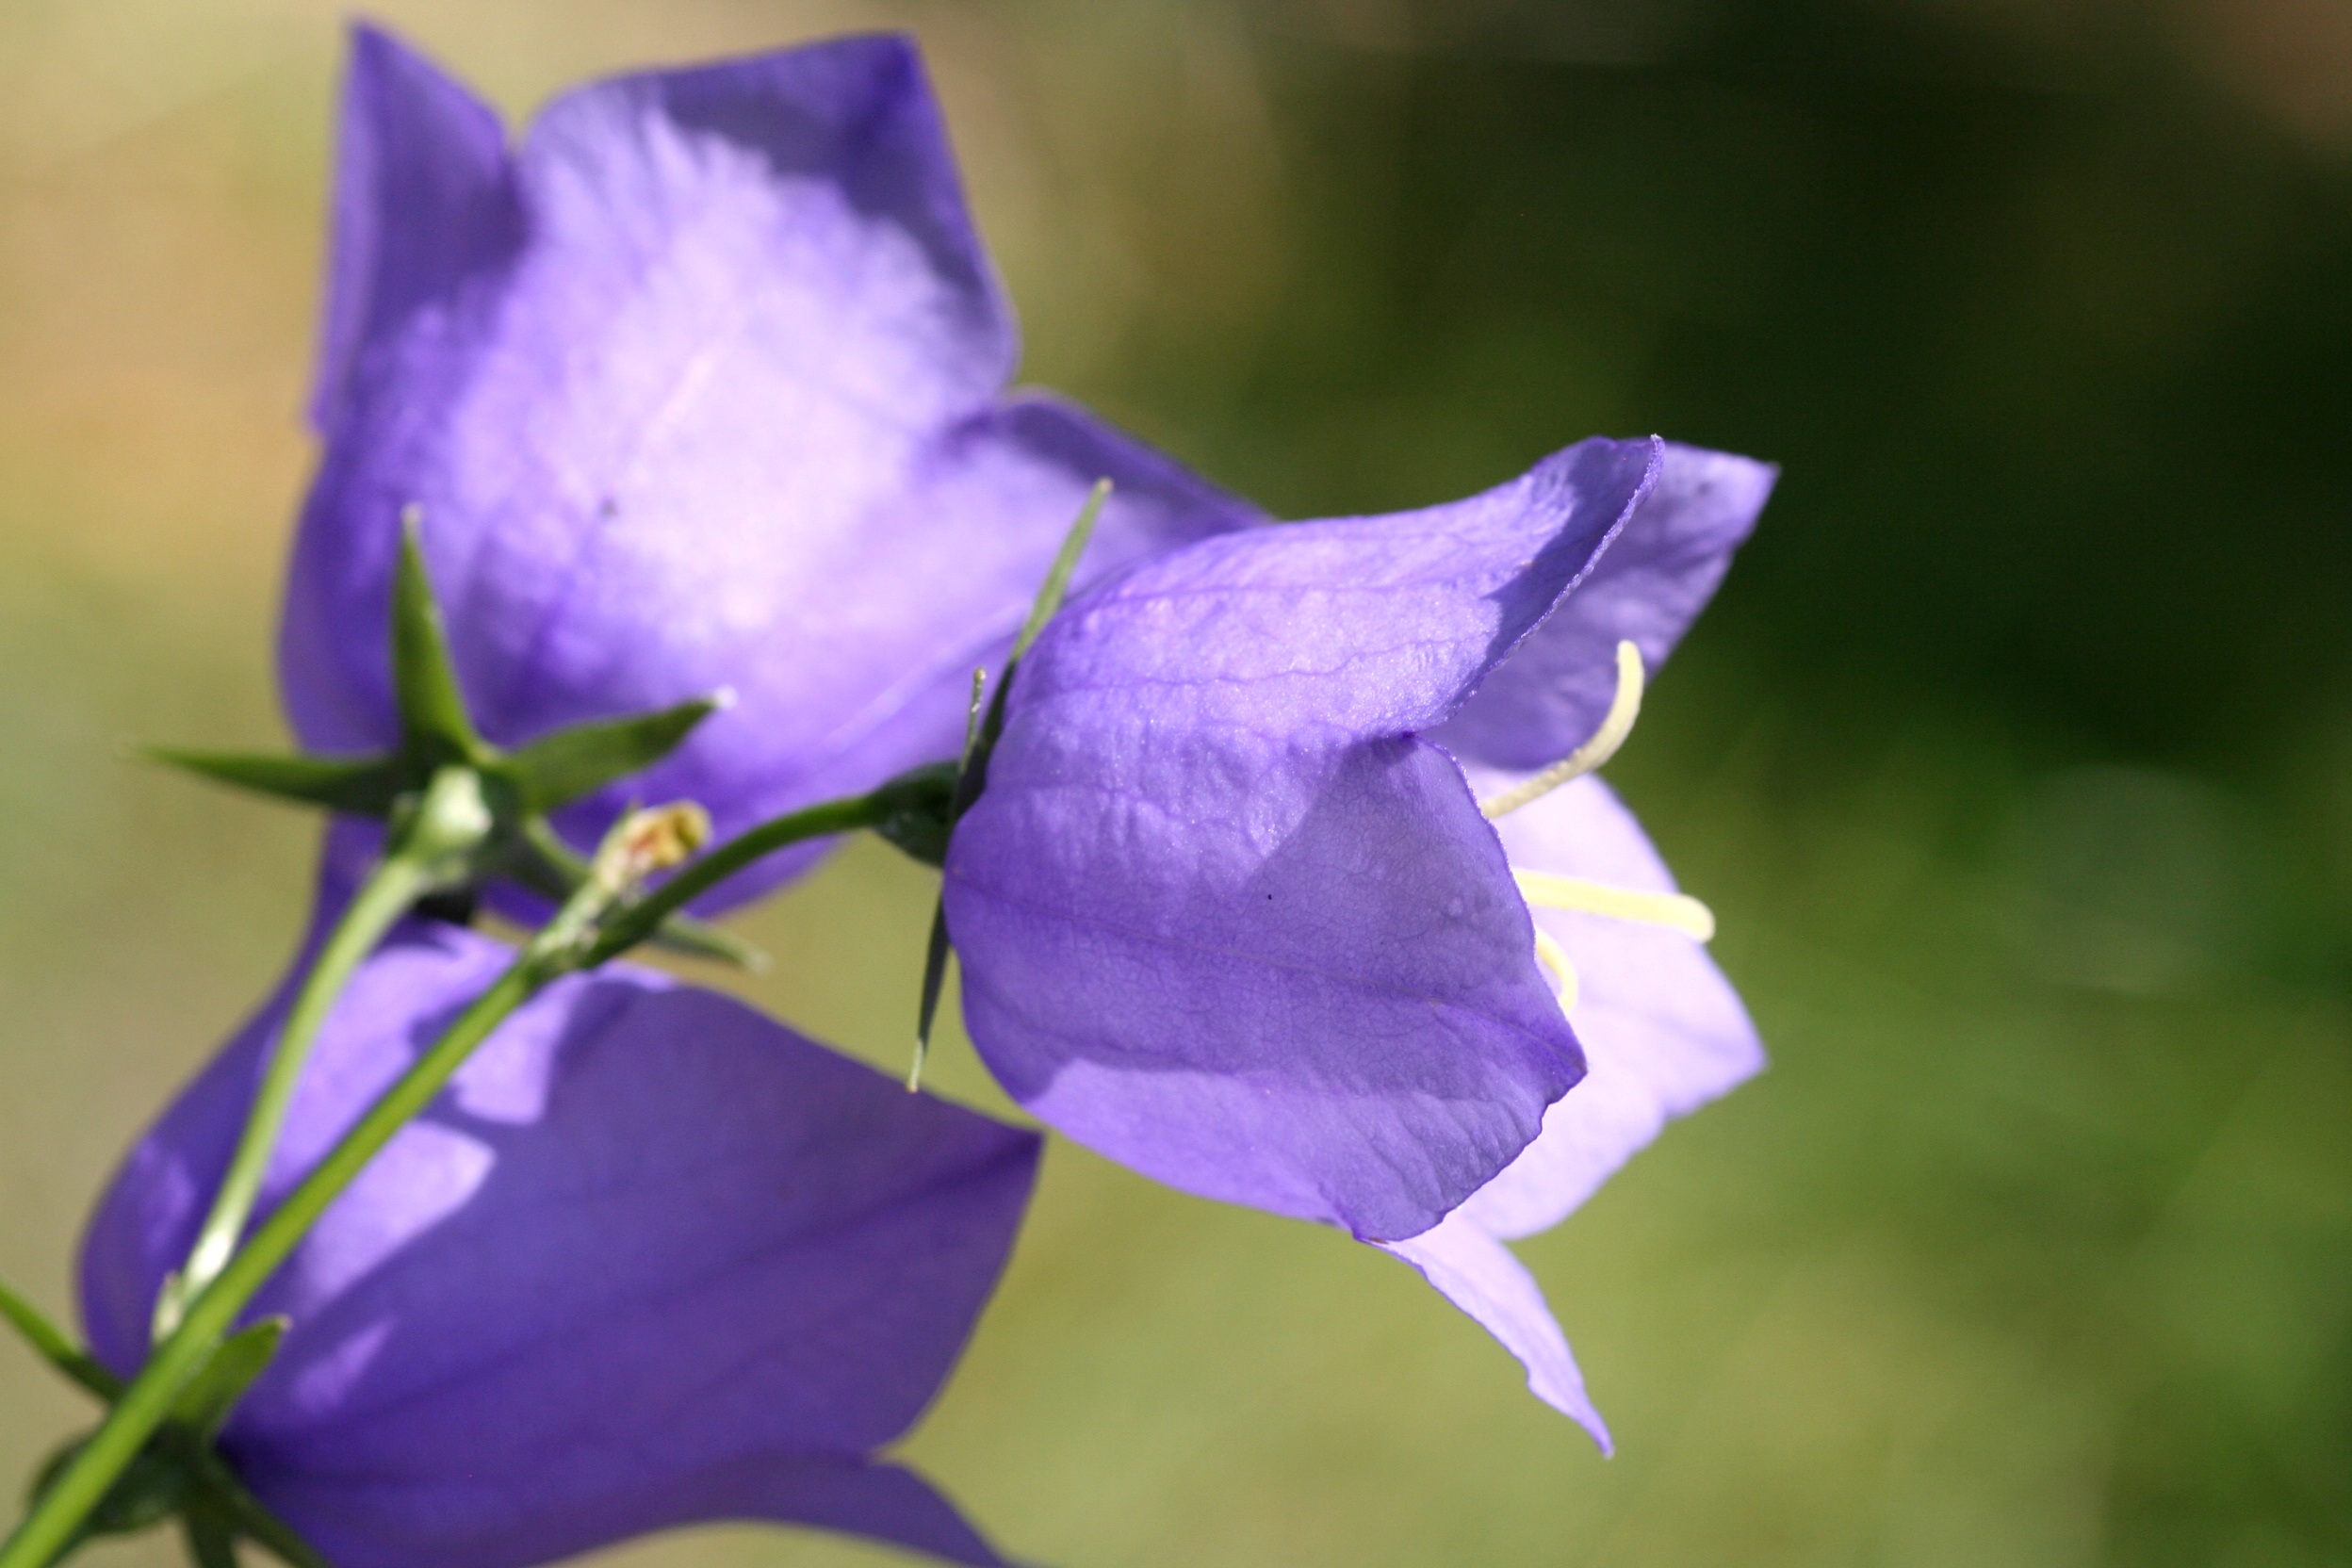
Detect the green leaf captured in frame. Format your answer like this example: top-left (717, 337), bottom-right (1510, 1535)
top-left (512, 820), bottom-right (766, 970)
top-left (391, 509), bottom-right (490, 766)
top-left (502, 694), bottom-right (727, 813)
top-left (0, 1277), bottom-right (120, 1402)
top-left (141, 747), bottom-right (411, 817)
top-left (168, 1320), bottom-right (285, 1443)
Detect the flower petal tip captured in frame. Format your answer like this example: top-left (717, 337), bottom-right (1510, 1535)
top-left (1377, 1215), bottom-right (1611, 1446)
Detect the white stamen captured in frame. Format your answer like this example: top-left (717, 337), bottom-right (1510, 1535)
top-left (1479, 640), bottom-right (1645, 819)
top-left (1532, 925), bottom-right (1580, 1014)
top-left (1514, 868), bottom-right (1716, 941)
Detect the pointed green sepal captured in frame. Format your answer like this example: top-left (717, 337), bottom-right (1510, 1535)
top-left (23, 1418), bottom-right (331, 1564)
top-left (640, 907), bottom-right (766, 969)
top-left (0, 1277), bottom-right (120, 1403)
top-left (504, 818), bottom-right (590, 905)
top-left (141, 747), bottom-right (412, 818)
top-left (908, 900), bottom-right (956, 1091)
top-left (139, 512), bottom-right (758, 981)
top-left (502, 694), bottom-right (728, 814)
top-left (391, 509), bottom-right (490, 767)
top-left (512, 820), bottom-right (766, 970)
top-left (169, 1319), bottom-right (286, 1443)
top-left (177, 1449), bottom-right (327, 1568)
top-left (29, 1434), bottom-right (189, 1540)
top-left (958, 479), bottom-right (1110, 821)
top-left (182, 1511), bottom-right (238, 1568)
top-left (958, 668), bottom-right (989, 760)
top-left (1009, 478), bottom-right (1110, 666)
top-left (906, 483), bottom-right (1109, 1086)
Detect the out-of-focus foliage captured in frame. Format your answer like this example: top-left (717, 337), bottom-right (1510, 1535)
top-left (0, 2), bottom-right (2344, 1565)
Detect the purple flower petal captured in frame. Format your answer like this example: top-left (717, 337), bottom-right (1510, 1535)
top-left (1367, 773), bottom-right (1760, 1445)
top-left (944, 437), bottom-right (1659, 1241)
top-left (280, 26), bottom-right (1259, 907)
top-left (309, 24), bottom-right (517, 437)
top-left (80, 897), bottom-right (1037, 1568)
top-left (532, 391), bottom-right (1264, 905)
top-left (282, 1455), bottom-right (1016, 1568)
top-left (1450, 771), bottom-right (1765, 1241)
top-left (1378, 1211), bottom-right (1609, 1450)
top-left (1434, 442), bottom-right (1775, 770)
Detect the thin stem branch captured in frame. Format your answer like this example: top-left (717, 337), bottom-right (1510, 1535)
top-left (163, 763), bottom-right (490, 1337)
top-left (157, 854), bottom-right (432, 1338)
top-left (0, 962), bottom-right (536, 1568)
top-left (584, 792), bottom-right (890, 965)
top-left (0, 785), bottom-right (889, 1568)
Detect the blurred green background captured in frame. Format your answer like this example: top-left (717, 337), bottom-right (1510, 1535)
top-left (1, 0), bottom-right (2346, 1564)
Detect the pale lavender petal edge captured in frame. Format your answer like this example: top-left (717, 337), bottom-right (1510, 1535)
top-left (1455, 771), bottom-right (1764, 1240)
top-left (1378, 1213), bottom-right (1610, 1453)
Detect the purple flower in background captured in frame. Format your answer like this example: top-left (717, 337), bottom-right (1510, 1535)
top-left (943, 437), bottom-right (1772, 1445)
top-left (287, 24), bottom-right (1257, 906)
top-left (80, 842), bottom-right (1038, 1568)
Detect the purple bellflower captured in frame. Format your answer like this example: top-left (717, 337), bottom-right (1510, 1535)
top-left (79, 838), bottom-right (1039, 1568)
top-left (288, 24), bottom-right (1258, 906)
top-left (942, 438), bottom-right (1773, 1446)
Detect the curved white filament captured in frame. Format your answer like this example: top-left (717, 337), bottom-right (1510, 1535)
top-left (1513, 868), bottom-right (1716, 942)
top-left (1479, 640), bottom-right (1645, 821)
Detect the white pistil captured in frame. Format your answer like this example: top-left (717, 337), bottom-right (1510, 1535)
top-left (1532, 925), bottom-right (1580, 1014)
top-left (1514, 868), bottom-right (1716, 941)
top-left (1479, 639), bottom-right (1645, 820)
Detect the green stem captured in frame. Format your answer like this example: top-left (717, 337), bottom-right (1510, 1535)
top-left (0, 786), bottom-right (884, 1568)
top-left (160, 764), bottom-right (491, 1341)
top-left (584, 791), bottom-right (892, 965)
top-left (0, 961), bottom-right (537, 1568)
top-left (156, 854), bottom-right (433, 1340)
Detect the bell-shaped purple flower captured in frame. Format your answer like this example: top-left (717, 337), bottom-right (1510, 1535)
top-left (941, 436), bottom-right (1772, 1443)
top-left (80, 857), bottom-right (1039, 1568)
top-left (286, 24), bottom-right (1259, 906)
